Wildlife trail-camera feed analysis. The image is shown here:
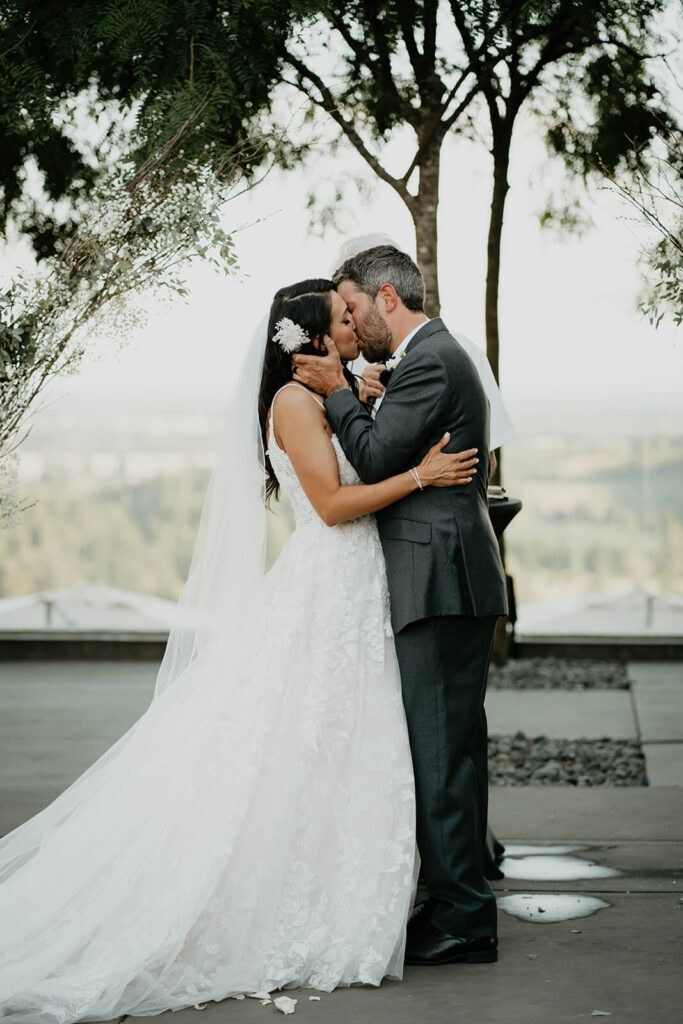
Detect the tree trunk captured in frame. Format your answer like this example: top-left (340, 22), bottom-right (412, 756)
top-left (411, 140), bottom-right (442, 316)
top-left (485, 125), bottom-right (512, 486)
top-left (485, 131), bottom-right (512, 384)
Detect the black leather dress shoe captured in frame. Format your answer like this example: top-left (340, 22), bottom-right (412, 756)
top-left (405, 923), bottom-right (498, 965)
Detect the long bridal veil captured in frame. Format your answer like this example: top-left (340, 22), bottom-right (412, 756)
top-left (154, 316), bottom-right (268, 697)
top-left (0, 317), bottom-right (269, 881)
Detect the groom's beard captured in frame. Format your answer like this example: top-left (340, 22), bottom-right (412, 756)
top-left (356, 306), bottom-right (394, 363)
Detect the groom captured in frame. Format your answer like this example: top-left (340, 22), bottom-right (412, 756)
top-left (293, 245), bottom-right (507, 965)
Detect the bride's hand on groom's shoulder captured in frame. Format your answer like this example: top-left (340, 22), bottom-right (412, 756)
top-left (292, 336), bottom-right (350, 398)
top-left (417, 434), bottom-right (479, 488)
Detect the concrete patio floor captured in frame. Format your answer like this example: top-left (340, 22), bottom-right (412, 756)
top-left (106, 788), bottom-right (683, 1024)
top-left (0, 660), bottom-right (681, 1023)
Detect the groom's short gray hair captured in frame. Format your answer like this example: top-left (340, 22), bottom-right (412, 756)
top-left (333, 245), bottom-right (425, 312)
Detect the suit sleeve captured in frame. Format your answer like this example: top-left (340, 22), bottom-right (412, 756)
top-left (325, 350), bottom-right (450, 484)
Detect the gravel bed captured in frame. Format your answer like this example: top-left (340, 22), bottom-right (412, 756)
top-left (488, 733), bottom-right (647, 786)
top-left (489, 657), bottom-right (629, 690)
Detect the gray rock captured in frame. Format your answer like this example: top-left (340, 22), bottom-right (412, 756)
top-left (488, 734), bottom-right (647, 787)
top-left (489, 657), bottom-right (629, 691)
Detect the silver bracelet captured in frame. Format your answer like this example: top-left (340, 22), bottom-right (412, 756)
top-left (410, 467), bottom-right (424, 491)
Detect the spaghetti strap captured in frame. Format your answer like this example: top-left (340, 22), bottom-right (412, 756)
top-left (268, 382), bottom-right (326, 450)
top-left (273, 382), bottom-right (325, 409)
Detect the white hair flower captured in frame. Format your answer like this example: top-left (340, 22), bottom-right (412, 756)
top-left (273, 317), bottom-right (310, 354)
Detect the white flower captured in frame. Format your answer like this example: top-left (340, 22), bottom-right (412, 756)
top-left (0, 452), bottom-right (23, 529)
top-left (385, 351), bottom-right (406, 372)
top-left (273, 996), bottom-right (298, 1014)
top-left (273, 317), bottom-right (310, 353)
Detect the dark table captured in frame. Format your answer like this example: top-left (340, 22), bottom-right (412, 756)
top-left (487, 493), bottom-right (523, 540)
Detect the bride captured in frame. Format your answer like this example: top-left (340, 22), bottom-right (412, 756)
top-left (0, 278), bottom-right (477, 1023)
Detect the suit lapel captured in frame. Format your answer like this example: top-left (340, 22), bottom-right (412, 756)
top-left (379, 318), bottom-right (447, 408)
top-left (404, 317), bottom-right (446, 355)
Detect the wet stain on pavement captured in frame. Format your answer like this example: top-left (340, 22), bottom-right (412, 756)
top-left (497, 893), bottom-right (611, 923)
top-left (500, 844), bottom-right (621, 881)
top-left (502, 844), bottom-right (587, 857)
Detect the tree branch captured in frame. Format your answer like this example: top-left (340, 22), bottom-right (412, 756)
top-left (518, 34), bottom-right (579, 100)
top-left (281, 57), bottom-right (412, 202)
top-left (362, 2), bottom-right (416, 121)
top-left (324, 7), bottom-right (417, 126)
top-left (403, 3), bottom-right (542, 184)
top-left (395, 0), bottom-right (424, 87)
top-left (447, 1), bottom-right (503, 125)
top-left (442, 79), bottom-right (482, 132)
top-left (423, 2), bottom-right (437, 69)
top-left (596, 36), bottom-right (671, 62)
top-left (399, 76), bottom-right (480, 187)
top-left (0, 18), bottom-right (36, 61)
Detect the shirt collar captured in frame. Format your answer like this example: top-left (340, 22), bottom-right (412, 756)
top-left (391, 318), bottom-right (431, 361)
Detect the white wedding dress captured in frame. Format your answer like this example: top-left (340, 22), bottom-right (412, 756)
top-left (0, 383), bottom-right (417, 1023)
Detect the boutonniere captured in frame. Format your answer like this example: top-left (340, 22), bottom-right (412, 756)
top-left (380, 351), bottom-right (406, 385)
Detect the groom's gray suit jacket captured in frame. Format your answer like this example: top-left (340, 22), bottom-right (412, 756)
top-left (325, 318), bottom-right (508, 633)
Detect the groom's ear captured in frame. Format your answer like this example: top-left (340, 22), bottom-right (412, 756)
top-left (378, 283), bottom-right (399, 313)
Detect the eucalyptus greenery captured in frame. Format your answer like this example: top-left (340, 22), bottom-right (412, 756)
top-left (0, 131), bottom-right (251, 526)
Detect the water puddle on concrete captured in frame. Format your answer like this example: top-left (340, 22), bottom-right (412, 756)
top-left (498, 893), bottom-right (611, 923)
top-left (503, 844), bottom-right (586, 857)
top-left (500, 844), bottom-right (621, 881)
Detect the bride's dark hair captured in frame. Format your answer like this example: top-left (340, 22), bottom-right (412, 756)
top-left (258, 278), bottom-right (358, 502)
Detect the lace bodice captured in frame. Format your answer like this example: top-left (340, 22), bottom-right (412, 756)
top-left (268, 384), bottom-right (361, 528)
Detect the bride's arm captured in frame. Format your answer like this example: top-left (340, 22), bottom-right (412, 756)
top-left (273, 387), bottom-right (477, 528)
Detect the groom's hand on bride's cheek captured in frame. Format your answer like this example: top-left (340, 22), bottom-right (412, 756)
top-left (292, 336), bottom-right (350, 398)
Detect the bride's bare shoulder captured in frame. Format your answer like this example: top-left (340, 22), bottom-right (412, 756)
top-left (272, 384), bottom-right (326, 425)
top-left (270, 384), bottom-right (328, 449)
